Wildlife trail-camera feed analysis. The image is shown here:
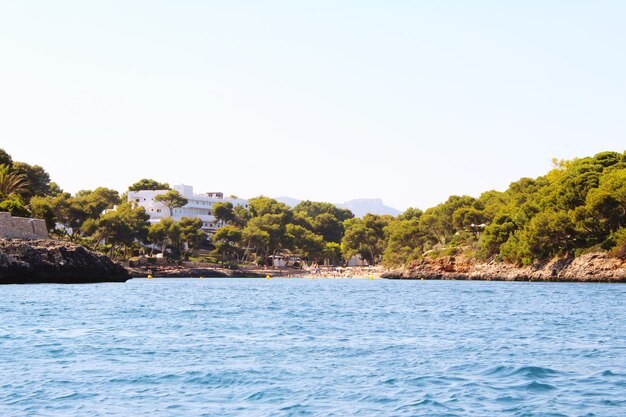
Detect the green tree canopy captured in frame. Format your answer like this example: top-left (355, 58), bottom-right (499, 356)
top-left (12, 162), bottom-right (52, 199)
top-left (285, 223), bottom-right (325, 262)
top-left (342, 214), bottom-right (392, 265)
top-left (397, 207), bottom-right (423, 221)
top-left (128, 178), bottom-right (170, 191)
top-left (242, 214), bottom-right (289, 265)
top-left (154, 190), bottom-right (188, 217)
top-left (148, 217), bottom-right (181, 257)
top-left (81, 203), bottom-right (150, 259)
top-left (0, 164), bottom-right (29, 200)
top-left (178, 217), bottom-right (206, 256)
top-left (232, 205), bottom-right (251, 227)
top-left (0, 149), bottom-right (13, 167)
top-left (0, 193), bottom-right (30, 217)
top-left (292, 200), bottom-right (354, 243)
top-left (382, 219), bottom-right (426, 267)
top-left (249, 196), bottom-right (292, 219)
top-left (212, 225), bottom-right (244, 262)
top-left (293, 200), bottom-right (354, 222)
top-left (213, 202), bottom-right (235, 225)
top-left (29, 195), bottom-right (57, 230)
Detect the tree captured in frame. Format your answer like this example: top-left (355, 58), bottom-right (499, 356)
top-left (293, 200), bottom-right (353, 222)
top-left (75, 187), bottom-right (121, 218)
top-left (128, 178), bottom-right (170, 191)
top-left (147, 221), bottom-right (166, 256)
top-left (42, 188), bottom-right (120, 240)
top-left (0, 193), bottom-right (30, 217)
top-left (478, 211), bottom-right (518, 258)
top-left (242, 214), bottom-right (290, 265)
top-left (82, 211), bottom-right (129, 257)
top-left (154, 190), bottom-right (188, 217)
top-left (146, 216), bottom-right (202, 259)
top-left (0, 164), bottom-right (29, 199)
top-left (584, 169), bottom-right (626, 236)
top-left (397, 207), bottom-right (423, 221)
top-left (451, 207), bottom-right (487, 231)
top-left (249, 196), bottom-right (292, 219)
top-left (0, 149), bottom-right (13, 167)
top-left (212, 225), bottom-right (244, 262)
top-left (29, 195), bottom-right (57, 230)
top-left (292, 200), bottom-right (354, 243)
top-left (47, 182), bottom-right (63, 197)
top-left (609, 228), bottom-right (626, 259)
top-left (11, 162), bottom-right (52, 199)
top-left (241, 221), bottom-right (270, 264)
top-left (241, 197), bottom-right (292, 265)
top-left (342, 214), bottom-right (391, 265)
top-left (80, 202), bottom-right (150, 259)
top-left (502, 211), bottom-right (576, 263)
top-left (285, 224), bottom-right (325, 262)
top-left (51, 193), bottom-right (91, 239)
top-left (323, 242), bottom-right (343, 266)
top-left (178, 217), bottom-right (206, 257)
top-left (213, 202), bottom-right (235, 225)
top-left (307, 212), bottom-right (345, 243)
top-left (232, 205), bottom-right (251, 227)
top-left (382, 219), bottom-right (426, 267)
top-left (149, 217), bottom-right (181, 257)
top-left (419, 195), bottom-right (476, 244)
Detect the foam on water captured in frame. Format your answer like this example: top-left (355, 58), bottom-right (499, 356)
top-left (1, 279), bottom-right (625, 416)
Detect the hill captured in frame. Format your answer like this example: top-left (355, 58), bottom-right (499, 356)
top-left (275, 197), bottom-right (401, 217)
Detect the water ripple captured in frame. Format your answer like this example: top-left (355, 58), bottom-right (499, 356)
top-left (1, 279), bottom-right (625, 416)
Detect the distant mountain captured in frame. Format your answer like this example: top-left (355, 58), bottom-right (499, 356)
top-left (337, 199), bottom-right (402, 218)
top-left (274, 196), bottom-right (401, 218)
top-left (275, 196), bottom-right (303, 208)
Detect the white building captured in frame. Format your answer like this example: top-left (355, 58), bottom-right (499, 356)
top-left (128, 184), bottom-right (248, 234)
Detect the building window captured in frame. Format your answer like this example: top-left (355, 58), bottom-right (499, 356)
top-left (157, 209), bottom-right (161, 213)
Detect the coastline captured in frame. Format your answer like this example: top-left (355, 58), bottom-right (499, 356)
top-left (381, 252), bottom-right (626, 283)
top-left (0, 238), bottom-right (129, 284)
top-left (2, 238), bottom-right (625, 283)
top-left (125, 264), bottom-right (385, 279)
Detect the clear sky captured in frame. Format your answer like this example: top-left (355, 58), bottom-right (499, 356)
top-left (1, 1), bottom-right (624, 211)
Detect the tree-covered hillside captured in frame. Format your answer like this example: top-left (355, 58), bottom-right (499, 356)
top-left (1, 148), bottom-right (624, 266)
top-left (382, 151), bottom-right (626, 266)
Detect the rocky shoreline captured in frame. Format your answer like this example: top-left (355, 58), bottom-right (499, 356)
top-left (3, 238), bottom-right (624, 284)
top-left (0, 239), bottom-right (130, 284)
top-left (125, 265), bottom-right (264, 278)
top-left (382, 252), bottom-right (626, 283)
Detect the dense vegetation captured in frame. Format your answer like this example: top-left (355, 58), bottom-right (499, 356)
top-left (381, 151), bottom-right (626, 266)
top-left (0, 148), bottom-right (624, 265)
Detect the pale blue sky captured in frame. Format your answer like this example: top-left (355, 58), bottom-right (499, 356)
top-left (1, 1), bottom-right (624, 210)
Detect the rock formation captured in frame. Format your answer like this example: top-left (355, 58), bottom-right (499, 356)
top-left (382, 253), bottom-right (626, 283)
top-left (0, 239), bottom-right (130, 284)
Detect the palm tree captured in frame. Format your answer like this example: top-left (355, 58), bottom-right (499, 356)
top-left (0, 164), bottom-right (30, 199)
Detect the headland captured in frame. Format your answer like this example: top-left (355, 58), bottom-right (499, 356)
top-left (0, 238), bottom-right (130, 284)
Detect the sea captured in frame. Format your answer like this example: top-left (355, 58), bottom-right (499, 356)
top-left (1, 278), bottom-right (625, 416)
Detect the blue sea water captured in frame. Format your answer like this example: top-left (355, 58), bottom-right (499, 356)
top-left (1, 278), bottom-right (625, 417)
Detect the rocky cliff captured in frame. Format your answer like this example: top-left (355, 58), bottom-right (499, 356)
top-left (382, 253), bottom-right (626, 283)
top-left (0, 239), bottom-right (130, 284)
